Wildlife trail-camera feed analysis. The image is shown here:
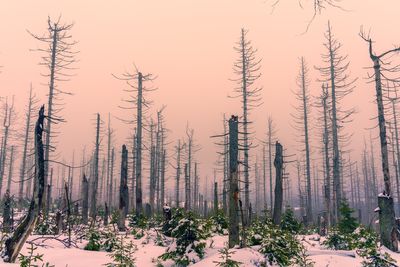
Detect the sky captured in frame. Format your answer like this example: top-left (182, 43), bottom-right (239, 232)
top-left (0, 0), bottom-right (399, 197)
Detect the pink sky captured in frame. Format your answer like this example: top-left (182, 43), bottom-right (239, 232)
top-left (0, 0), bottom-right (399, 196)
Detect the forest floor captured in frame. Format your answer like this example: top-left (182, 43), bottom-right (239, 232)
top-left (0, 230), bottom-right (399, 267)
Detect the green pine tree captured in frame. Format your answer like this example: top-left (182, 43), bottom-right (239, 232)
top-left (338, 200), bottom-right (358, 234)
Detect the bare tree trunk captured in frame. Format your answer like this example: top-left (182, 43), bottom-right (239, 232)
top-left (175, 140), bottom-right (182, 208)
top-left (81, 174), bottom-right (89, 224)
top-left (135, 73), bottom-right (143, 216)
top-left (391, 100), bottom-right (400, 215)
top-left (360, 32), bottom-right (400, 250)
top-left (268, 118), bottom-right (274, 211)
top-left (3, 106), bottom-right (45, 263)
top-left (19, 87), bottom-right (35, 209)
top-left (272, 142), bottom-right (283, 225)
top-left (106, 113), bottom-right (112, 209)
top-left (3, 190), bottom-right (12, 233)
top-left (184, 164), bottom-right (191, 210)
top-left (321, 84), bottom-right (331, 227)
top-left (118, 145), bottom-right (129, 231)
top-left (0, 98), bottom-right (14, 197)
top-left (90, 113), bottom-right (100, 219)
top-left (214, 182), bottom-right (218, 213)
top-left (6, 146), bottom-right (14, 193)
top-left (228, 116), bottom-right (239, 248)
top-left (109, 148), bottom-right (115, 208)
top-left (160, 149), bottom-right (166, 208)
top-left (299, 57), bottom-right (313, 223)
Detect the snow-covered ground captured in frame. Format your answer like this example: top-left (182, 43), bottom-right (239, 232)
top-left (1, 231), bottom-right (400, 266)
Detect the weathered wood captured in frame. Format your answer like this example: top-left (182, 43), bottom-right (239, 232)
top-left (81, 174), bottom-right (89, 224)
top-left (118, 145), bottom-right (129, 231)
top-left (228, 115), bottom-right (239, 248)
top-left (272, 141), bottom-right (283, 225)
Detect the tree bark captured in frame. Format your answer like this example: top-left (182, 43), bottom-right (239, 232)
top-left (272, 142), bottom-right (283, 225)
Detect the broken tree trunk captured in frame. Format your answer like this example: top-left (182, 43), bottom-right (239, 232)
top-left (228, 115), bottom-right (239, 248)
top-left (118, 145), bottom-right (129, 231)
top-left (272, 141), bottom-right (283, 225)
top-left (3, 105), bottom-right (45, 263)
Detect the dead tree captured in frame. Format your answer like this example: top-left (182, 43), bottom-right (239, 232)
top-left (316, 84), bottom-right (332, 227)
top-left (267, 117), bottom-right (276, 211)
top-left (228, 115), bottom-right (240, 248)
top-left (316, 22), bottom-right (356, 223)
top-left (272, 141), bottom-right (283, 225)
top-left (29, 17), bottom-right (78, 208)
top-left (90, 113), bottom-right (101, 219)
top-left (174, 140), bottom-right (184, 207)
top-left (3, 190), bottom-right (12, 233)
top-left (118, 145), bottom-right (129, 231)
top-left (6, 146), bottom-right (14, 193)
top-left (3, 106), bottom-right (45, 263)
top-left (106, 113), bottom-right (114, 209)
top-left (360, 30), bottom-right (400, 251)
top-left (109, 148), bottom-right (115, 208)
top-left (184, 164), bottom-right (190, 210)
top-left (18, 86), bottom-right (38, 208)
top-left (114, 68), bottom-right (156, 216)
top-left (389, 94), bottom-right (400, 214)
top-left (230, 29), bottom-right (262, 219)
top-left (292, 57), bottom-right (313, 223)
top-left (0, 97), bottom-right (15, 197)
top-left (81, 174), bottom-right (89, 224)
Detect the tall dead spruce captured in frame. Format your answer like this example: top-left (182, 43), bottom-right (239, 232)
top-left (230, 29), bottom-right (262, 222)
top-left (316, 21), bottom-right (356, 223)
top-left (360, 30), bottom-right (400, 251)
top-left (29, 17), bottom-right (78, 210)
top-left (115, 68), bottom-right (155, 216)
top-left (3, 106), bottom-right (46, 263)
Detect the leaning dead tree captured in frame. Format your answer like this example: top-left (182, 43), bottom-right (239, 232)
top-left (360, 29), bottom-right (400, 251)
top-left (272, 141), bottom-right (283, 225)
top-left (228, 115), bottom-right (240, 248)
top-left (114, 67), bottom-right (156, 216)
top-left (230, 28), bottom-right (263, 222)
top-left (292, 57), bottom-right (313, 224)
top-left (3, 106), bottom-right (45, 263)
top-left (316, 21), bottom-right (356, 223)
top-left (29, 17), bottom-right (78, 210)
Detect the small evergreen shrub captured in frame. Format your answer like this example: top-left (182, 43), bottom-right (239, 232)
top-left (159, 211), bottom-right (207, 266)
top-left (18, 243), bottom-right (54, 267)
top-left (210, 209), bottom-right (229, 235)
top-left (280, 207), bottom-right (302, 234)
top-left (105, 236), bottom-right (137, 267)
top-left (213, 243), bottom-right (242, 267)
top-left (84, 229), bottom-right (102, 251)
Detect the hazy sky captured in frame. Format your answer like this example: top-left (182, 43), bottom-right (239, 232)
top-left (0, 1), bottom-right (399, 193)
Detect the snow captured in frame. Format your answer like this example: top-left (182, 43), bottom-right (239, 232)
top-left (2, 231), bottom-right (400, 266)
